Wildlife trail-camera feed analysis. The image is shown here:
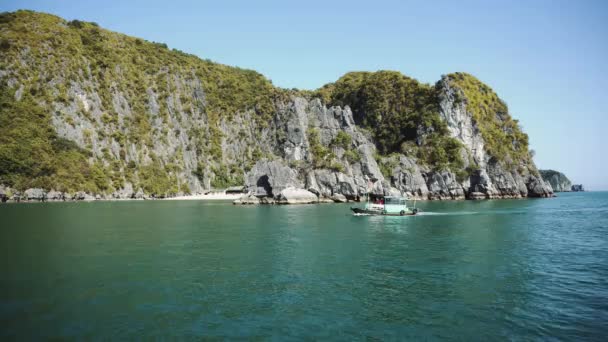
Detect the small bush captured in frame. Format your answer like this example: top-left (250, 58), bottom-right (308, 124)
top-left (343, 149), bottom-right (361, 163)
top-left (331, 131), bottom-right (352, 149)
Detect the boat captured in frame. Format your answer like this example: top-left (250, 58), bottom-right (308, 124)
top-left (351, 195), bottom-right (419, 216)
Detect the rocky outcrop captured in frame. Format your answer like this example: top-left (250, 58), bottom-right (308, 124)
top-left (382, 155), bottom-right (429, 199)
top-left (437, 77), bottom-right (553, 199)
top-left (438, 77), bottom-right (486, 168)
top-left (425, 171), bottom-right (467, 200)
top-left (231, 87), bottom-right (554, 205)
top-left (526, 176), bottom-right (554, 198)
top-left (72, 191), bottom-right (95, 201)
top-left (232, 193), bottom-right (260, 205)
top-left (2, 87), bottom-right (555, 204)
top-left (539, 170), bottom-right (572, 192)
top-left (24, 188), bottom-right (46, 201)
top-left (0, 185), bottom-right (9, 203)
top-left (0, 184), bottom-right (157, 203)
top-left (236, 98), bottom-right (391, 204)
top-left (571, 184), bottom-right (585, 192)
top-left (276, 187), bottom-right (319, 204)
top-left (46, 190), bottom-right (65, 201)
top-left (246, 160), bottom-right (303, 197)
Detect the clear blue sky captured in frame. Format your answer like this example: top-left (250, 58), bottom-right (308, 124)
top-left (3, 0), bottom-right (607, 189)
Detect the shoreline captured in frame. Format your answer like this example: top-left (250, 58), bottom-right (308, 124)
top-left (0, 193), bottom-right (245, 204)
top-left (2, 190), bottom-right (595, 205)
top-left (164, 193), bottom-right (243, 201)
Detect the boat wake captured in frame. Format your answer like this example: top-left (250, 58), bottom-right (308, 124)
top-left (351, 211), bottom-right (481, 217)
top-left (417, 211), bottom-right (478, 216)
top-left (415, 211), bottom-right (443, 216)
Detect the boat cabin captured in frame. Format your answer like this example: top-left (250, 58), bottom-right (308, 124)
top-left (382, 196), bottom-right (409, 214)
top-left (353, 194), bottom-right (417, 216)
top-left (365, 195), bottom-right (411, 214)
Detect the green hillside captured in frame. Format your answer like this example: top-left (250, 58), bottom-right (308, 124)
top-left (0, 10), bottom-right (536, 195)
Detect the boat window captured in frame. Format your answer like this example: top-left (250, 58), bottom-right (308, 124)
top-left (383, 197), bottom-right (406, 205)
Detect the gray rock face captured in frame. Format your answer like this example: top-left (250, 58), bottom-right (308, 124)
top-left (46, 190), bottom-right (65, 201)
top-left (280, 97), bottom-right (311, 161)
top-left (526, 176), bottom-right (554, 198)
top-left (482, 162), bottom-right (529, 198)
top-left (242, 97), bottom-right (389, 204)
top-left (436, 76), bottom-right (553, 200)
top-left (276, 187), bottom-right (319, 204)
top-left (439, 77), bottom-right (486, 168)
top-left (385, 155), bottom-right (429, 199)
top-left (356, 144), bottom-right (385, 184)
top-left (233, 91), bottom-right (554, 205)
top-left (24, 188), bottom-right (46, 201)
top-left (539, 170), bottom-right (572, 192)
top-left (27, 67), bottom-right (210, 196)
top-left (306, 169), bottom-right (361, 200)
top-left (73, 191), bottom-right (95, 201)
top-left (246, 160), bottom-right (303, 197)
top-left (330, 193), bottom-right (348, 203)
top-left (425, 171), bottom-right (466, 200)
top-left (0, 185), bottom-right (10, 202)
top-left (275, 97), bottom-right (385, 185)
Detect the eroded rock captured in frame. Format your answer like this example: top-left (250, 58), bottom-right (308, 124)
top-left (24, 188), bottom-right (46, 201)
top-left (276, 187), bottom-right (318, 204)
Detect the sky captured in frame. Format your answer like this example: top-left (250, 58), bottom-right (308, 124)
top-left (2, 0), bottom-right (607, 189)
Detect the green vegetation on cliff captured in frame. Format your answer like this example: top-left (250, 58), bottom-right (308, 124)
top-left (316, 71), bottom-right (464, 173)
top-left (0, 86), bottom-right (110, 193)
top-left (446, 72), bottom-right (531, 167)
top-left (0, 10), bottom-right (282, 124)
top-left (317, 71), bottom-right (534, 173)
top-left (0, 10), bottom-right (538, 195)
top-left (0, 10), bottom-right (289, 194)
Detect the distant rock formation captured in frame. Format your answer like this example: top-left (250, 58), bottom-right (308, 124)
top-left (571, 184), bottom-right (585, 192)
top-left (539, 170), bottom-right (572, 192)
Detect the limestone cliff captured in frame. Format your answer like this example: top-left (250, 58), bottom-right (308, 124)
top-left (0, 10), bottom-right (552, 202)
top-left (239, 76), bottom-right (552, 203)
top-left (539, 170), bottom-right (572, 192)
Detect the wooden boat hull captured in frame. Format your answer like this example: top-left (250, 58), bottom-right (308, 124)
top-left (351, 207), bottom-right (418, 216)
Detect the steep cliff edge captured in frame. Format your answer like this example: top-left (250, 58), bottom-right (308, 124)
top-left (0, 10), bottom-right (552, 202)
top-left (539, 170), bottom-right (572, 192)
top-left (241, 71), bottom-right (555, 202)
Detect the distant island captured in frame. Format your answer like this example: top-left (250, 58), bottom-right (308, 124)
top-left (539, 170), bottom-right (572, 192)
top-left (539, 170), bottom-right (585, 193)
top-left (571, 184), bottom-right (585, 192)
top-left (0, 10), bottom-right (555, 203)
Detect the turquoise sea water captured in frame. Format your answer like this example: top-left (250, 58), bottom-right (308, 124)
top-left (1, 192), bottom-right (607, 340)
